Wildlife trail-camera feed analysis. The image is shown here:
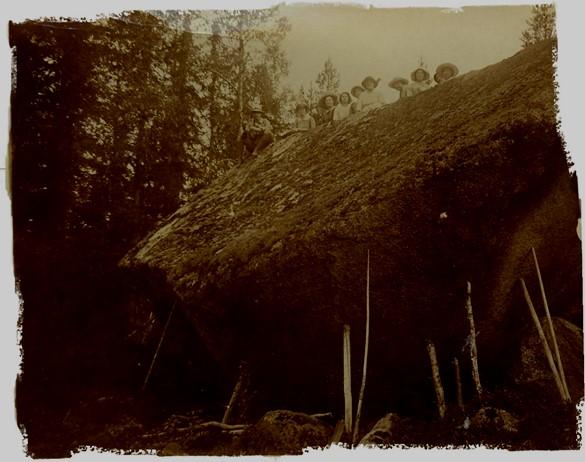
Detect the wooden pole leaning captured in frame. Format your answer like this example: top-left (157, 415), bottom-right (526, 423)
top-left (330, 420), bottom-right (345, 445)
top-left (343, 324), bottom-right (353, 435)
top-left (520, 278), bottom-right (567, 402)
top-left (352, 250), bottom-right (371, 445)
top-left (142, 302), bottom-right (176, 392)
top-left (427, 341), bottom-right (446, 419)
top-left (453, 358), bottom-right (464, 412)
top-left (222, 360), bottom-right (249, 424)
top-left (465, 282), bottom-right (482, 401)
top-left (531, 247), bottom-right (571, 402)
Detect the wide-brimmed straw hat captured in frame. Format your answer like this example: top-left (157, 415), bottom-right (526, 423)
top-left (410, 68), bottom-right (430, 82)
top-left (318, 93), bottom-right (338, 109)
top-left (351, 86), bottom-right (364, 97)
top-left (388, 77), bottom-right (409, 90)
top-left (435, 62), bottom-right (459, 78)
top-left (361, 76), bottom-right (380, 88)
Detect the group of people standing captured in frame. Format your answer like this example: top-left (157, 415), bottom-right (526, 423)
top-left (388, 62), bottom-right (459, 98)
top-left (241, 62), bottom-right (459, 156)
top-left (295, 75), bottom-right (385, 130)
top-left (293, 62), bottom-right (459, 130)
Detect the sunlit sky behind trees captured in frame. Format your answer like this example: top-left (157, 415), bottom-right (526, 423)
top-left (278, 3), bottom-right (532, 102)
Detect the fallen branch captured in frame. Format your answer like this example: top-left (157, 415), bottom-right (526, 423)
top-left (196, 421), bottom-right (248, 431)
top-left (520, 278), bottom-right (567, 401)
top-left (142, 421), bottom-right (248, 439)
top-left (352, 250), bottom-right (371, 444)
top-left (531, 247), bottom-right (571, 402)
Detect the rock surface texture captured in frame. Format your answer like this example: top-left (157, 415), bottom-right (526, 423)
top-left (121, 41), bottom-right (581, 413)
top-left (512, 316), bottom-right (584, 401)
top-left (238, 410), bottom-right (332, 455)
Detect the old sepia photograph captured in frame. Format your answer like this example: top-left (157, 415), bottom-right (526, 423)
top-left (4, 0), bottom-right (584, 458)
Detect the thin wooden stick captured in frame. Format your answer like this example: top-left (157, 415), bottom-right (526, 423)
top-left (427, 341), bottom-right (446, 419)
top-left (343, 324), bottom-right (353, 434)
top-left (453, 358), bottom-right (464, 412)
top-left (520, 278), bottom-right (567, 401)
top-left (531, 247), bottom-right (571, 402)
top-left (330, 420), bottom-right (345, 445)
top-left (141, 303), bottom-right (176, 392)
top-left (222, 360), bottom-right (248, 424)
top-left (465, 281), bottom-right (483, 401)
top-left (196, 421), bottom-right (247, 431)
top-left (144, 423), bottom-right (248, 438)
top-left (352, 249), bottom-right (371, 444)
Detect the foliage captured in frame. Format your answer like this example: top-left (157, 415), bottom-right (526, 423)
top-left (11, 7), bottom-right (291, 262)
top-left (10, 7), bottom-right (291, 428)
top-left (521, 4), bottom-right (556, 48)
top-left (315, 57), bottom-right (340, 94)
top-left (296, 82), bottom-right (320, 112)
top-left (200, 8), bottom-right (291, 157)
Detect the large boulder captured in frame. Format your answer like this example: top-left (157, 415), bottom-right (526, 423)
top-left (120, 41), bottom-right (581, 413)
top-left (511, 316), bottom-right (584, 401)
top-left (238, 410), bottom-right (332, 455)
top-left (470, 407), bottom-right (520, 435)
top-left (359, 413), bottom-right (401, 446)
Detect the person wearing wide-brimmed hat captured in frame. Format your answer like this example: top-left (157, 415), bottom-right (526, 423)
top-left (388, 77), bottom-right (410, 99)
top-left (333, 91), bottom-right (352, 122)
top-left (294, 101), bottom-right (316, 131)
top-left (315, 92), bottom-right (338, 125)
top-left (350, 86), bottom-right (364, 114)
top-left (403, 67), bottom-right (431, 97)
top-left (358, 75), bottom-right (386, 112)
top-left (434, 62), bottom-right (459, 84)
top-left (241, 103), bottom-right (274, 156)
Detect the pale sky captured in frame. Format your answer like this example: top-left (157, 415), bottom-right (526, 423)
top-left (280, 4), bottom-right (532, 102)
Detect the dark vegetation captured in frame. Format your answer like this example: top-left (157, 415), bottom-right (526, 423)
top-left (9, 7), bottom-right (582, 458)
top-left (9, 9), bottom-right (291, 457)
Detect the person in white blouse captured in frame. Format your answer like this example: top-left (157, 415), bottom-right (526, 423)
top-left (403, 67), bottom-right (432, 97)
top-left (350, 86), bottom-right (364, 114)
top-left (333, 92), bottom-right (352, 122)
top-left (358, 76), bottom-right (386, 112)
top-left (315, 93), bottom-right (337, 125)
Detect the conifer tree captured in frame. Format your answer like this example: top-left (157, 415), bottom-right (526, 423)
top-left (521, 4), bottom-right (556, 48)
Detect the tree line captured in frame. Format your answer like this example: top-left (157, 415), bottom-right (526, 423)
top-left (9, 8), bottom-right (291, 418)
top-left (11, 9), bottom-right (291, 257)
